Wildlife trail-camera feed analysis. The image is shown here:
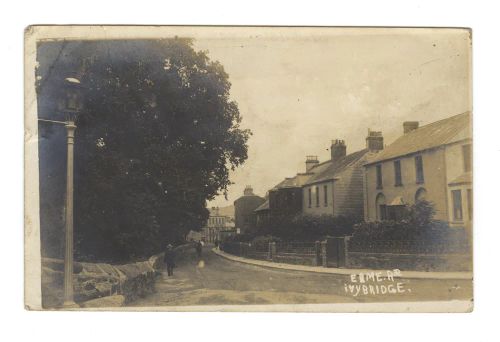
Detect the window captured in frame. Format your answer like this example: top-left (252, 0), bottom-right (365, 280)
top-left (387, 205), bottom-right (406, 221)
top-left (467, 189), bottom-right (473, 220)
top-left (375, 193), bottom-right (387, 221)
top-left (376, 164), bottom-right (383, 189)
top-left (452, 190), bottom-right (463, 221)
top-left (324, 185), bottom-right (328, 206)
top-left (315, 186), bottom-right (320, 207)
top-left (308, 188), bottom-right (312, 208)
top-left (415, 155), bottom-right (424, 184)
top-left (415, 188), bottom-right (427, 202)
top-left (394, 160), bottom-right (402, 186)
top-left (463, 144), bottom-right (472, 172)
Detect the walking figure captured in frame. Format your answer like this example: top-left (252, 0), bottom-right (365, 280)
top-left (195, 241), bottom-right (203, 258)
top-left (164, 244), bottom-right (176, 276)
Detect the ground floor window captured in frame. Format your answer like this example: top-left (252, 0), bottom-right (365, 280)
top-left (387, 205), bottom-right (407, 221)
top-left (324, 184), bottom-right (328, 206)
top-left (467, 189), bottom-right (473, 220)
top-left (375, 193), bottom-right (386, 221)
top-left (415, 187), bottom-right (427, 202)
top-left (452, 189), bottom-right (463, 221)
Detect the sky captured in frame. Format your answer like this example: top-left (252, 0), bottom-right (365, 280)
top-left (192, 28), bottom-right (471, 207)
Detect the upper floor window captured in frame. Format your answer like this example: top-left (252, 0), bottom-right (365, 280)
top-left (315, 186), bottom-right (320, 207)
top-left (376, 164), bottom-right (383, 189)
top-left (462, 144), bottom-right (472, 172)
top-left (308, 188), bottom-right (312, 208)
top-left (324, 185), bottom-right (328, 206)
top-left (394, 160), bottom-right (402, 186)
top-left (415, 155), bottom-right (424, 184)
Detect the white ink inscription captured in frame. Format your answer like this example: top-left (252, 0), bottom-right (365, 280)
top-left (343, 269), bottom-right (411, 297)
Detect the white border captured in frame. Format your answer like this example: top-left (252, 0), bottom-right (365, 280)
top-left (3, 0), bottom-right (500, 341)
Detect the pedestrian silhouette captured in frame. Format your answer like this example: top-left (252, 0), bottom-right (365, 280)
top-left (195, 241), bottom-right (203, 258)
top-left (164, 244), bottom-right (176, 276)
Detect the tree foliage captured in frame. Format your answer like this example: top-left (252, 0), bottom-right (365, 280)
top-left (36, 39), bottom-right (250, 262)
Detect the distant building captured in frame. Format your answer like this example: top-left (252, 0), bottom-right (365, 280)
top-left (186, 230), bottom-right (202, 242)
top-left (268, 175), bottom-right (308, 217)
top-left (254, 198), bottom-right (270, 227)
top-left (200, 207), bottom-right (235, 243)
top-left (255, 162), bottom-right (324, 225)
top-left (234, 186), bottom-right (265, 234)
top-left (301, 136), bottom-right (382, 218)
top-left (364, 112), bottom-right (472, 229)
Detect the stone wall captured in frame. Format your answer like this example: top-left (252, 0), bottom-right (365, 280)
top-left (41, 243), bottom-right (193, 308)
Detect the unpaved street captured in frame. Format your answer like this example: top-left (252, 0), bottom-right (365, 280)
top-left (131, 245), bottom-right (472, 307)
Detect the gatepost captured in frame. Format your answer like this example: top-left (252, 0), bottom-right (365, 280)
top-left (321, 240), bottom-right (328, 267)
top-left (344, 236), bottom-right (351, 268)
top-left (315, 241), bottom-right (321, 266)
top-left (268, 242), bottom-right (277, 262)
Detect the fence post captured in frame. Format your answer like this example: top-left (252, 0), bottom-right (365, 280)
top-left (271, 242), bottom-right (276, 262)
top-left (321, 240), bottom-right (328, 267)
top-left (315, 241), bottom-right (321, 266)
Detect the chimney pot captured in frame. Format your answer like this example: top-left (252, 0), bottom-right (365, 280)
top-left (403, 121), bottom-right (419, 134)
top-left (366, 130), bottom-right (384, 151)
top-left (305, 155), bottom-right (319, 172)
top-left (244, 185), bottom-right (254, 196)
top-left (330, 139), bottom-right (347, 164)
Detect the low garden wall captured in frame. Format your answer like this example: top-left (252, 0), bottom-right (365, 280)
top-left (220, 239), bottom-right (471, 272)
top-left (42, 243), bottom-right (194, 308)
top-left (220, 241), bottom-right (320, 266)
top-left (346, 252), bottom-right (472, 272)
top-left (346, 235), bottom-right (472, 272)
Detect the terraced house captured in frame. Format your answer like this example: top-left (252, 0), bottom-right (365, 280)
top-left (363, 112), bottom-right (472, 229)
top-left (302, 133), bottom-right (384, 218)
top-left (257, 132), bottom-right (385, 223)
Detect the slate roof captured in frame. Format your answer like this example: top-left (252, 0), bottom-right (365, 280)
top-left (254, 200), bottom-right (270, 212)
top-left (366, 112), bottom-right (471, 165)
top-left (270, 161), bottom-right (331, 191)
top-left (303, 149), bottom-right (370, 185)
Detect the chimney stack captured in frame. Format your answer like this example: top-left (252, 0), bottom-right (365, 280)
top-left (403, 121), bottom-right (419, 134)
top-left (330, 139), bottom-right (347, 164)
top-left (305, 155), bottom-right (319, 172)
top-left (366, 129), bottom-right (384, 151)
top-left (243, 185), bottom-right (254, 196)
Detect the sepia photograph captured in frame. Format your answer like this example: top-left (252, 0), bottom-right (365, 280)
top-left (24, 26), bottom-right (473, 312)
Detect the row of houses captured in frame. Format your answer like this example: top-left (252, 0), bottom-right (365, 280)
top-left (234, 112), bottom-right (472, 234)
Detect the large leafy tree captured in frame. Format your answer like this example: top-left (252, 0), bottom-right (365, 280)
top-left (37, 39), bottom-right (250, 262)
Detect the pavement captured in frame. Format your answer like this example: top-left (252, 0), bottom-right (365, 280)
top-left (130, 245), bottom-right (473, 307)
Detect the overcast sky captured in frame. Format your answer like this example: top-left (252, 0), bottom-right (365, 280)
top-left (193, 28), bottom-right (471, 207)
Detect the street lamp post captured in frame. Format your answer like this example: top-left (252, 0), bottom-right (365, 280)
top-left (63, 120), bottom-right (77, 306)
top-left (39, 77), bottom-right (83, 307)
